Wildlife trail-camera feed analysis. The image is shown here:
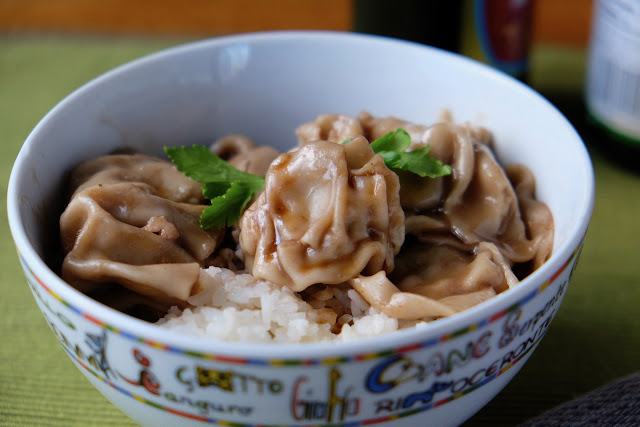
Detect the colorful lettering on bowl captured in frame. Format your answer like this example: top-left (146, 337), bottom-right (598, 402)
top-left (17, 242), bottom-right (581, 425)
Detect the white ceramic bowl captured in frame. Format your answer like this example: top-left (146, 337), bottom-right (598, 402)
top-left (7, 31), bottom-right (594, 426)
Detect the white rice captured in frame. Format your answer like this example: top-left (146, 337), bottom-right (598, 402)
top-left (157, 267), bottom-right (403, 343)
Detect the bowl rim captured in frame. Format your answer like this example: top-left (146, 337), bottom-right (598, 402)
top-left (7, 30), bottom-right (596, 360)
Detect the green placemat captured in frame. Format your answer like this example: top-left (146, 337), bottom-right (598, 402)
top-left (0, 34), bottom-right (185, 427)
top-left (1, 35), bottom-right (639, 426)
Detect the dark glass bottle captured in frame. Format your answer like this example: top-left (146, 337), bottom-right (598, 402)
top-left (352, 0), bottom-right (533, 82)
top-left (352, 0), bottom-right (462, 52)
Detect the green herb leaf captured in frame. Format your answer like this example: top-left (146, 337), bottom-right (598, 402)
top-left (369, 128), bottom-right (411, 153)
top-left (200, 182), bottom-right (255, 229)
top-left (380, 145), bottom-right (452, 178)
top-left (165, 145), bottom-right (265, 193)
top-left (369, 129), bottom-right (452, 178)
top-left (202, 182), bottom-right (232, 200)
top-left (164, 145), bottom-right (265, 229)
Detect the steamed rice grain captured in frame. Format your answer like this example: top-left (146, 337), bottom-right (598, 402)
top-left (157, 267), bottom-right (401, 343)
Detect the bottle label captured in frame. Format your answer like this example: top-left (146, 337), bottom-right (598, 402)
top-left (585, 0), bottom-right (640, 143)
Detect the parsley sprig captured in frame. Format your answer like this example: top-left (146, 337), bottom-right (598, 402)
top-left (164, 145), bottom-right (264, 229)
top-left (166, 129), bottom-right (451, 229)
top-left (369, 129), bottom-right (452, 178)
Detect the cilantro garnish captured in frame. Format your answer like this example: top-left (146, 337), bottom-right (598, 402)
top-left (369, 129), bottom-right (452, 178)
top-left (166, 129), bottom-right (451, 229)
top-left (164, 145), bottom-right (264, 229)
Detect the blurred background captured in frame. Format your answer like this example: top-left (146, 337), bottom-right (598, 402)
top-left (0, 0), bottom-right (595, 169)
top-left (0, 0), bottom-right (591, 95)
top-left (3, 1), bottom-right (639, 427)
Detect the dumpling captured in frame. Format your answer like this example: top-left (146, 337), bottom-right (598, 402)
top-left (403, 123), bottom-right (553, 266)
top-left (505, 164), bottom-right (554, 270)
top-left (295, 114), bottom-right (365, 146)
top-left (210, 135), bottom-right (279, 176)
top-left (349, 242), bottom-right (512, 320)
top-left (60, 154), bottom-right (224, 302)
top-left (238, 136), bottom-right (405, 292)
top-left (349, 272), bottom-right (458, 320)
top-left (351, 114), bottom-right (553, 318)
top-left (68, 153), bottom-right (205, 204)
top-left (391, 241), bottom-right (518, 298)
top-left (358, 116), bottom-right (553, 268)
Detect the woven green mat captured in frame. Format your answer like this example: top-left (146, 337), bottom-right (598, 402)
top-left (1, 35), bottom-right (638, 426)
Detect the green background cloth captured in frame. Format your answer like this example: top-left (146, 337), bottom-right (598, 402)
top-left (1, 35), bottom-right (638, 426)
